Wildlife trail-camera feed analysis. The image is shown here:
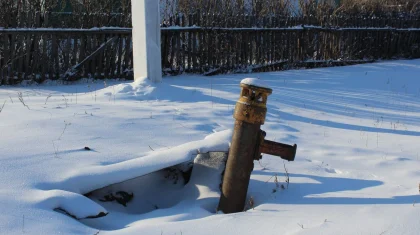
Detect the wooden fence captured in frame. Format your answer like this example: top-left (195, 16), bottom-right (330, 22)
top-left (161, 26), bottom-right (420, 73)
top-left (1, 26), bottom-right (420, 84)
top-left (0, 29), bottom-right (133, 84)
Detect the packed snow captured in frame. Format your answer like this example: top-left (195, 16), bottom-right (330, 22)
top-left (0, 60), bottom-right (419, 235)
top-left (240, 78), bottom-right (270, 89)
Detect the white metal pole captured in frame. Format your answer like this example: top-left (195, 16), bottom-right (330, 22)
top-left (131, 0), bottom-right (162, 83)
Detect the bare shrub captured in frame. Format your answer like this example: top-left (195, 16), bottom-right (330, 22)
top-left (334, 0), bottom-right (420, 17)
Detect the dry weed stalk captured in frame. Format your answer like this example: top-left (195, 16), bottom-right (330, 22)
top-left (283, 162), bottom-right (290, 189)
top-left (17, 92), bottom-right (29, 109)
top-left (0, 100), bottom-right (5, 113)
top-left (58, 121), bottom-right (71, 140)
top-left (45, 94), bottom-right (52, 105)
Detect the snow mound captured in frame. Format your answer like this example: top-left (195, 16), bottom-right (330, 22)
top-left (36, 130), bottom-right (231, 221)
top-left (34, 190), bottom-right (107, 219)
top-left (113, 77), bottom-right (156, 98)
top-left (47, 130), bottom-right (231, 195)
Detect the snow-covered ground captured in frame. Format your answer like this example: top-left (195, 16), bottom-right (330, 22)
top-left (0, 60), bottom-right (419, 235)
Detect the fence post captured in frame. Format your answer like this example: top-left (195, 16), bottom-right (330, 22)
top-left (131, 0), bottom-right (162, 83)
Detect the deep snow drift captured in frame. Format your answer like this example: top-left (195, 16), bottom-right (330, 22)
top-left (0, 60), bottom-right (419, 235)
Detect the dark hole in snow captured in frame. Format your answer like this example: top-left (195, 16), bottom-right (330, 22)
top-left (85, 169), bottom-right (188, 214)
top-left (54, 208), bottom-right (108, 220)
top-left (85, 212), bottom-right (108, 219)
top-left (80, 152), bottom-right (228, 230)
top-left (181, 167), bottom-right (193, 185)
top-left (54, 208), bottom-right (77, 220)
top-left (99, 191), bottom-right (134, 207)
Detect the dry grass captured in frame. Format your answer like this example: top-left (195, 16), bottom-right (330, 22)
top-left (334, 0), bottom-right (420, 16)
top-left (1, 0), bottom-right (419, 29)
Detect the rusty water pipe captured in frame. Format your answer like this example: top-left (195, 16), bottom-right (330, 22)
top-left (218, 80), bottom-right (297, 214)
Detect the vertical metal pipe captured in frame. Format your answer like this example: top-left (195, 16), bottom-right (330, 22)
top-left (218, 81), bottom-right (272, 213)
top-left (218, 120), bottom-right (260, 213)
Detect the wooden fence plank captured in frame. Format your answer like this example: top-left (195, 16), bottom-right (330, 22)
top-left (17, 34), bottom-right (24, 82)
top-left (79, 34), bottom-right (87, 77)
top-left (64, 35), bottom-right (71, 74)
top-left (0, 35), bottom-right (7, 84)
top-left (117, 35), bottom-right (123, 77)
top-left (85, 35), bottom-right (92, 76)
top-left (41, 34), bottom-right (48, 81)
top-left (90, 35), bottom-right (97, 78)
top-left (169, 32), bottom-right (175, 71)
top-left (124, 36), bottom-right (131, 79)
top-left (73, 35), bottom-right (78, 66)
top-left (31, 33), bottom-right (40, 81)
top-left (51, 34), bottom-right (58, 79)
top-left (97, 34), bottom-right (105, 79)
top-left (24, 33), bottom-right (32, 80)
top-left (207, 30), bottom-right (213, 70)
top-left (109, 34), bottom-right (117, 78)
